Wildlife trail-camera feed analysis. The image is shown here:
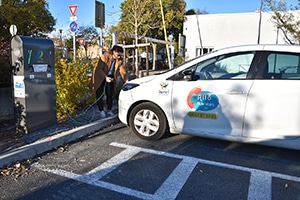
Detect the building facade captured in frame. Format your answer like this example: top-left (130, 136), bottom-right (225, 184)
top-left (182, 11), bottom-right (299, 60)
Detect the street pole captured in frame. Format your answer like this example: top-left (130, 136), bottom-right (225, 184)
top-left (99, 28), bottom-right (103, 56)
top-left (257, 0), bottom-right (263, 44)
top-left (73, 32), bottom-right (76, 61)
top-left (135, 33), bottom-right (138, 77)
top-left (159, 0), bottom-right (171, 69)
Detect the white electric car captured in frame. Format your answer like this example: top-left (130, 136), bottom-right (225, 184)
top-left (118, 44), bottom-right (300, 150)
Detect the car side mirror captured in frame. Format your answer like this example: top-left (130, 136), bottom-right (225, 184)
top-left (182, 69), bottom-right (192, 76)
top-left (182, 69), bottom-right (193, 80)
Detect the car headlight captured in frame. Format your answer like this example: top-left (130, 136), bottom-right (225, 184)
top-left (122, 83), bottom-right (140, 91)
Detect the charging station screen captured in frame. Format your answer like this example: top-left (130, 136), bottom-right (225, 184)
top-left (32, 64), bottom-right (48, 72)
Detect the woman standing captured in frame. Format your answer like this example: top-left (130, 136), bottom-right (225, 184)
top-left (90, 45), bottom-right (128, 118)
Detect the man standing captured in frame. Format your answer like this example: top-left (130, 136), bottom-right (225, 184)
top-left (90, 45), bottom-right (128, 118)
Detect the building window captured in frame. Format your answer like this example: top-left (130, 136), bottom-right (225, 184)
top-left (196, 47), bottom-right (214, 57)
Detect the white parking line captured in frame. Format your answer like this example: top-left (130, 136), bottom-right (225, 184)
top-left (33, 142), bottom-right (300, 200)
top-left (152, 157), bottom-right (198, 199)
top-left (247, 170), bottom-right (272, 200)
top-left (86, 146), bottom-right (141, 179)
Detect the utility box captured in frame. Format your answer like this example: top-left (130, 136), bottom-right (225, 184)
top-left (10, 35), bottom-right (56, 134)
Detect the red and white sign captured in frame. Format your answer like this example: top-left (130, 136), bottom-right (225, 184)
top-left (77, 38), bottom-right (85, 46)
top-left (68, 5), bottom-right (78, 16)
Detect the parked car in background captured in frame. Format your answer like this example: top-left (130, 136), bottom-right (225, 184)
top-left (118, 44), bottom-right (300, 151)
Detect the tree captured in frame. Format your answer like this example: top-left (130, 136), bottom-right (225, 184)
top-left (76, 25), bottom-right (99, 46)
top-left (0, 0), bottom-right (55, 87)
top-left (0, 0), bottom-right (55, 41)
top-left (63, 25), bottom-right (100, 59)
top-left (113, 0), bottom-right (186, 74)
top-left (117, 0), bottom-right (186, 40)
top-left (185, 8), bottom-right (209, 15)
top-left (263, 0), bottom-right (300, 44)
top-left (0, 41), bottom-right (10, 87)
top-left (64, 25), bottom-right (99, 50)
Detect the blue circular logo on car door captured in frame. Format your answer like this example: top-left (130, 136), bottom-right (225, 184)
top-left (188, 88), bottom-right (219, 111)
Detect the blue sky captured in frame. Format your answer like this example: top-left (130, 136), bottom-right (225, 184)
top-left (47, 0), bottom-right (298, 36)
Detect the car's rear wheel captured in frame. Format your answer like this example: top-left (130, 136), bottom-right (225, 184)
top-left (129, 102), bottom-right (167, 140)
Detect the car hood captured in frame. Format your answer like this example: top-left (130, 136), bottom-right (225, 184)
top-left (128, 75), bottom-right (157, 84)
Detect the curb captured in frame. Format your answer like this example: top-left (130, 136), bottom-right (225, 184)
top-left (0, 116), bottom-right (120, 169)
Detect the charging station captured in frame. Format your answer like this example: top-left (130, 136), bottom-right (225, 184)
top-left (10, 35), bottom-right (57, 134)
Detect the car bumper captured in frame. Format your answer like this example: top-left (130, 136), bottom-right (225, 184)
top-left (118, 90), bottom-right (133, 125)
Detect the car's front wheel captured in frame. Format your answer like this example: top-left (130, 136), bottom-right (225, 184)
top-left (129, 102), bottom-right (167, 140)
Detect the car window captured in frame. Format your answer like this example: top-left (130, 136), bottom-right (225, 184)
top-left (194, 52), bottom-right (255, 80)
top-left (168, 52), bottom-right (255, 81)
top-left (265, 53), bottom-right (300, 79)
top-left (168, 65), bottom-right (196, 81)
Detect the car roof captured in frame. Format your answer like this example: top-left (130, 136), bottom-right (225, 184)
top-left (161, 44), bottom-right (300, 76)
top-left (189, 44), bottom-right (300, 65)
top-left (215, 44), bottom-right (300, 54)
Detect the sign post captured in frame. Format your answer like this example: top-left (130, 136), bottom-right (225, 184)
top-left (68, 5), bottom-right (78, 61)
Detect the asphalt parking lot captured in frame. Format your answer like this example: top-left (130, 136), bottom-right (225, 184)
top-left (32, 141), bottom-right (300, 200)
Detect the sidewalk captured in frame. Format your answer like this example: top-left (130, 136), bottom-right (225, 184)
top-left (0, 106), bottom-right (120, 169)
top-left (0, 71), bottom-right (162, 169)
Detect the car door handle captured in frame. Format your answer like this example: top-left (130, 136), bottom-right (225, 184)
top-left (227, 91), bottom-right (246, 95)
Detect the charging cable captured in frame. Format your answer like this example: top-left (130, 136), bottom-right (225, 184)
top-left (57, 81), bottom-right (107, 125)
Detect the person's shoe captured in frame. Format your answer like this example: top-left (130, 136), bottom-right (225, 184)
top-left (107, 110), bottom-right (115, 117)
top-left (99, 111), bottom-right (106, 118)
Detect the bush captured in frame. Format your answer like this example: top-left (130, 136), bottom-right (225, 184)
top-left (0, 42), bottom-right (11, 87)
top-left (55, 59), bottom-right (97, 120)
top-left (173, 54), bottom-right (185, 67)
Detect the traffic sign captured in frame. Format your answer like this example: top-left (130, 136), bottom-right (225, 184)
top-left (68, 5), bottom-right (78, 16)
top-left (70, 16), bottom-right (78, 22)
top-left (77, 38), bottom-right (85, 46)
top-left (69, 21), bottom-right (78, 32)
top-left (9, 24), bottom-right (17, 36)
